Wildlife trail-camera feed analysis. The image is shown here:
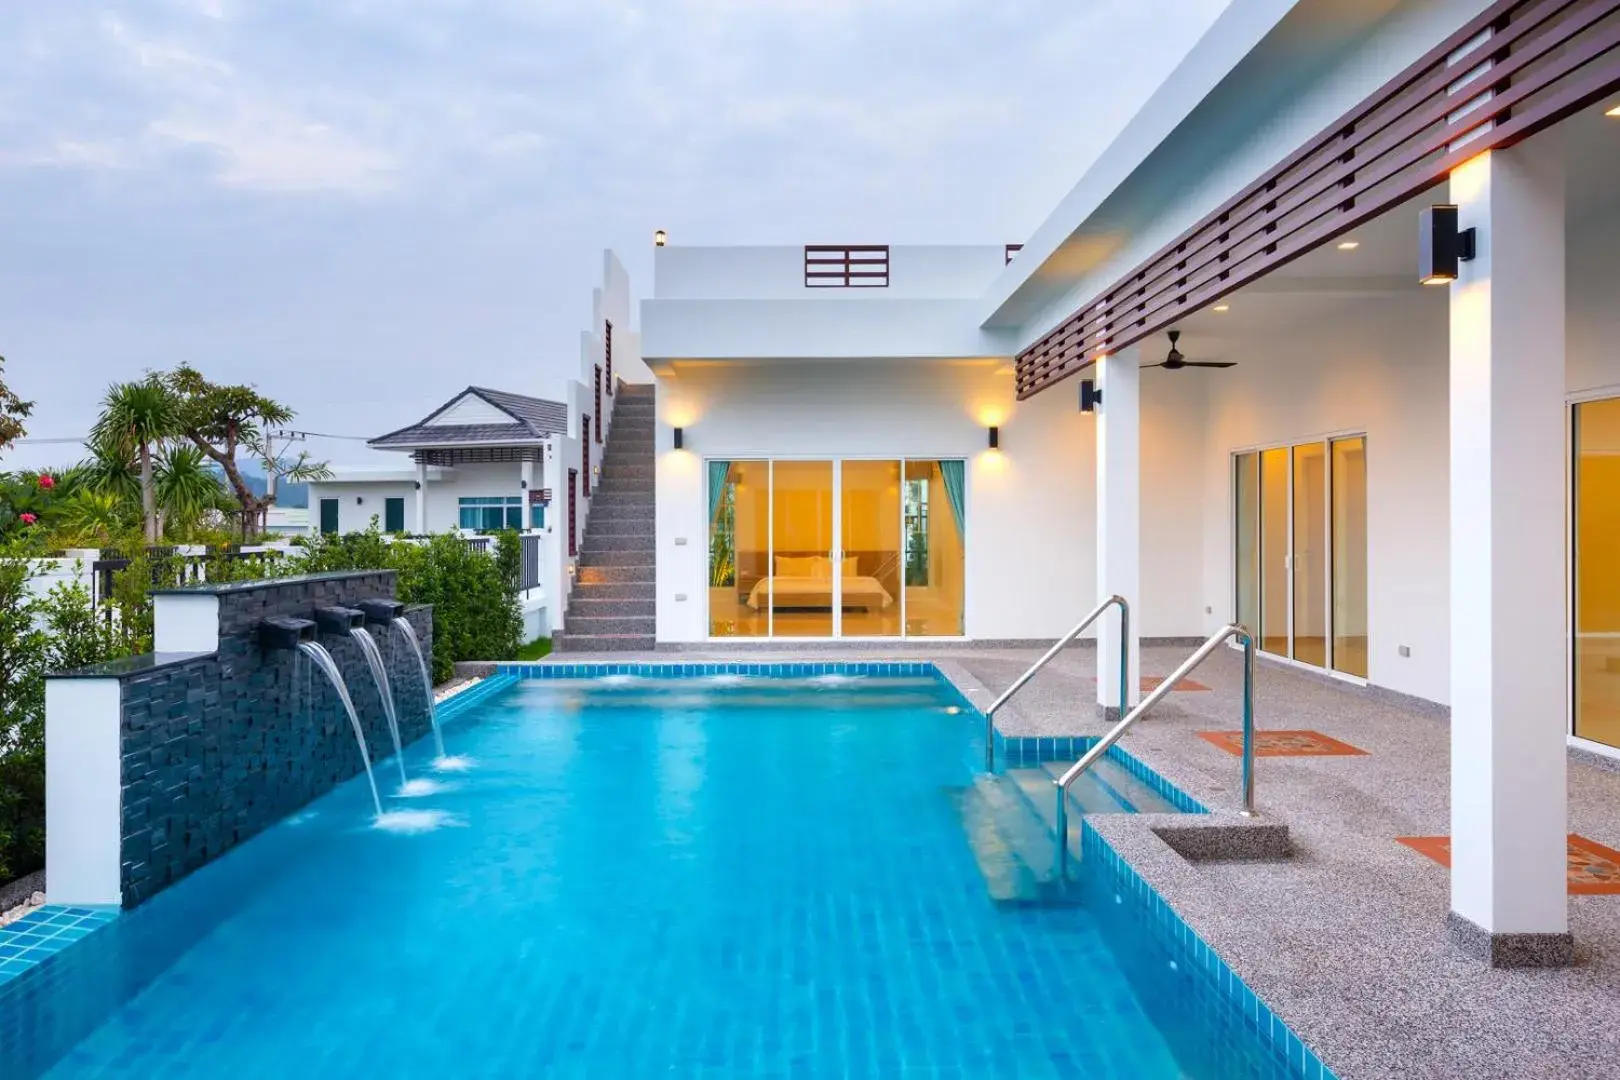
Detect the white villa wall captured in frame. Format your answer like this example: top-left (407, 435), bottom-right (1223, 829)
top-left (644, 299), bottom-right (1011, 363)
top-left (655, 246), bottom-right (1007, 301)
top-left (652, 359), bottom-right (1207, 643)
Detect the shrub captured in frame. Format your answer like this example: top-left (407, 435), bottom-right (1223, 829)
top-left (0, 541), bottom-right (45, 883)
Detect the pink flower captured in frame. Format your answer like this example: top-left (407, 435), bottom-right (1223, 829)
top-left (18, 513), bottom-right (36, 525)
top-left (37, 474), bottom-right (54, 490)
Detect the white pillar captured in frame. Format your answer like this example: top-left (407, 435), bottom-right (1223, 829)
top-left (1096, 345), bottom-right (1142, 712)
top-left (414, 460), bottom-right (428, 535)
top-left (1447, 140), bottom-right (1570, 965)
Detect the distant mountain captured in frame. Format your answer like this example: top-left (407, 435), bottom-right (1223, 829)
top-left (209, 468), bottom-right (310, 508)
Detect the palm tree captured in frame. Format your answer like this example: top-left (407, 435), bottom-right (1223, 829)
top-left (91, 378), bottom-right (177, 543)
top-left (54, 490), bottom-right (131, 546)
top-left (77, 429), bottom-right (141, 507)
top-left (154, 444), bottom-right (225, 534)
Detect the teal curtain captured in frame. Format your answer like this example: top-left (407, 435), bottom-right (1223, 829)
top-left (939, 460), bottom-right (966, 537)
top-left (708, 461), bottom-right (732, 522)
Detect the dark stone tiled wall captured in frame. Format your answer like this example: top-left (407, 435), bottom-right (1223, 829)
top-left (117, 574), bottom-right (434, 907)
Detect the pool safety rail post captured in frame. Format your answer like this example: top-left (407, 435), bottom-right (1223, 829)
top-left (1053, 624), bottom-right (1257, 877)
top-left (981, 596), bottom-right (1130, 771)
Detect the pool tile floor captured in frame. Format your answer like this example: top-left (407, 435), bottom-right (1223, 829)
top-left (0, 907), bottom-right (118, 985)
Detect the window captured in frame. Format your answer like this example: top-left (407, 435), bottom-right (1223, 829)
top-left (319, 498), bottom-right (339, 535)
top-left (458, 496), bottom-right (523, 532)
top-left (567, 470), bottom-right (578, 556)
top-left (594, 368), bottom-right (603, 441)
top-left (903, 476), bottom-right (930, 586)
top-left (384, 497), bottom-right (405, 534)
top-left (605, 320), bottom-right (613, 393)
top-left (529, 503), bottom-right (545, 529)
top-left (804, 245), bottom-right (889, 287)
top-left (583, 417), bottom-right (592, 495)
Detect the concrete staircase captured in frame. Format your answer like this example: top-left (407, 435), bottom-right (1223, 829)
top-left (556, 383), bottom-right (656, 652)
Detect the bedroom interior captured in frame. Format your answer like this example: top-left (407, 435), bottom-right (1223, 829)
top-left (707, 458), bottom-right (965, 639)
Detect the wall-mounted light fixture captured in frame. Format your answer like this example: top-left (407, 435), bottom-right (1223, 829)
top-left (673, 427), bottom-right (684, 450)
top-left (1419, 204), bottom-right (1476, 285)
top-left (356, 496), bottom-right (364, 505)
top-left (414, 480), bottom-right (421, 491)
top-left (1079, 379), bottom-right (1102, 414)
top-left (987, 426), bottom-right (1000, 450)
top-left (654, 229), bottom-right (668, 247)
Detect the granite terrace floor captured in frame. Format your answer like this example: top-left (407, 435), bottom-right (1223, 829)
top-left (537, 644), bottom-right (1620, 1080)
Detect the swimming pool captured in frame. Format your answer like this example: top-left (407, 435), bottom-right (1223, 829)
top-left (4, 667), bottom-right (1328, 1078)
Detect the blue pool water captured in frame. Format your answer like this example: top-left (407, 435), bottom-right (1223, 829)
top-left (14, 673), bottom-right (1320, 1078)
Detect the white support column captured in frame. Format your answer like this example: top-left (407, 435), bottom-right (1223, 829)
top-left (46, 677), bottom-right (124, 906)
top-left (414, 460), bottom-right (428, 535)
top-left (1096, 346), bottom-right (1142, 712)
top-left (1447, 140), bottom-right (1570, 965)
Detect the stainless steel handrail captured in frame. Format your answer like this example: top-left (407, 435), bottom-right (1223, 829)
top-left (982, 595), bottom-right (1129, 771)
top-left (1053, 623), bottom-right (1257, 877)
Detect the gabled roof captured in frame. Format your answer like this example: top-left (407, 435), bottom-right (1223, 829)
top-left (368, 386), bottom-right (568, 450)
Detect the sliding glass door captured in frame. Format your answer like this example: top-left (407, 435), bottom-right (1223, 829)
top-left (707, 458), bottom-right (965, 639)
top-left (1573, 400), bottom-right (1620, 750)
top-left (1234, 436), bottom-right (1367, 676)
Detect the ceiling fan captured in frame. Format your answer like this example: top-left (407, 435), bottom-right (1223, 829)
top-left (1142, 330), bottom-right (1236, 371)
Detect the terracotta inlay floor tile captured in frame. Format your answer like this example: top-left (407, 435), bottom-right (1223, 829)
top-left (1396, 836), bottom-right (1451, 866)
top-left (1396, 834), bottom-right (1620, 894)
top-left (1196, 729), bottom-right (1369, 757)
top-left (1140, 675), bottom-right (1210, 692)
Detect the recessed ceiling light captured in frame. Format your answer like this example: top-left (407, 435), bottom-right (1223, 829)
top-left (1213, 304), bottom-right (1230, 313)
top-left (1607, 104), bottom-right (1620, 117)
top-left (1337, 240), bottom-right (1360, 251)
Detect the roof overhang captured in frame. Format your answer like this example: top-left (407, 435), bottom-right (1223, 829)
top-left (979, 0), bottom-right (1414, 334)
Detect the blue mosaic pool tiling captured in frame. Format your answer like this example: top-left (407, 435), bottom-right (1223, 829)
top-left (1081, 825), bottom-right (1338, 1080)
top-left (496, 660), bottom-right (941, 679)
top-left (435, 672), bottom-right (519, 724)
top-left (0, 907), bottom-right (117, 987)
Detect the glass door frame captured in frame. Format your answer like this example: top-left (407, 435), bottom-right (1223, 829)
top-left (706, 454), bottom-right (968, 642)
top-left (1567, 388), bottom-right (1620, 762)
top-left (1231, 430), bottom-right (1368, 684)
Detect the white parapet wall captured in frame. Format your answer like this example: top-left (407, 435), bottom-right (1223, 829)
top-left (44, 678), bottom-right (124, 907)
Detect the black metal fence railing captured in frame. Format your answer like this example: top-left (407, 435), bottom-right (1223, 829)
top-left (461, 537), bottom-right (492, 556)
top-left (519, 534), bottom-right (541, 593)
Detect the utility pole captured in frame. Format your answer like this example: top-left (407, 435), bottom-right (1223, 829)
top-left (262, 429), bottom-right (311, 532)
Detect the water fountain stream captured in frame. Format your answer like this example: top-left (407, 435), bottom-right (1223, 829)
top-left (391, 616), bottom-right (445, 760)
top-left (294, 640), bottom-right (383, 817)
top-left (350, 627), bottom-right (407, 787)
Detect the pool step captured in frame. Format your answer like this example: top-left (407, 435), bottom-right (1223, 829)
top-left (952, 774), bottom-right (1073, 906)
top-left (1039, 758), bottom-right (1182, 815)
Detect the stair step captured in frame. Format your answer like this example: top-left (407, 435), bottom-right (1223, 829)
top-left (581, 533), bottom-right (655, 553)
top-left (565, 614), bottom-right (655, 635)
top-left (587, 505), bottom-right (656, 522)
top-left (570, 581), bottom-right (655, 599)
top-left (568, 598), bottom-right (655, 617)
top-left (585, 519), bottom-right (655, 535)
top-left (578, 548), bottom-right (657, 567)
top-left (1041, 758), bottom-right (1180, 814)
top-left (555, 632), bottom-right (655, 653)
top-left (951, 775), bottom-right (1073, 905)
top-left (575, 565), bottom-right (654, 585)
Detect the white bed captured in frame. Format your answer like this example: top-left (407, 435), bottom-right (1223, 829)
top-left (746, 575), bottom-right (895, 612)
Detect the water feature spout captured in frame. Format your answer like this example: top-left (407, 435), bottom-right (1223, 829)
top-left (357, 598), bottom-right (406, 624)
top-left (295, 640), bottom-right (382, 817)
top-left (313, 605), bottom-right (365, 635)
top-left (390, 614), bottom-right (445, 759)
top-left (259, 616), bottom-right (315, 651)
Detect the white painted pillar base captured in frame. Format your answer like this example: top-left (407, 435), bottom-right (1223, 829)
top-left (1096, 346), bottom-right (1142, 712)
top-left (414, 460), bottom-right (428, 535)
top-left (1447, 139), bottom-right (1571, 965)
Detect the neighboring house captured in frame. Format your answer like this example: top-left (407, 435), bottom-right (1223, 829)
top-left (635, 0), bottom-right (1620, 959)
top-left (306, 251), bottom-right (652, 642)
top-left (263, 506), bottom-right (308, 535)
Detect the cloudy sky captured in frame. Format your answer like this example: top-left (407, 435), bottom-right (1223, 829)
top-left (0, 0), bottom-right (1228, 468)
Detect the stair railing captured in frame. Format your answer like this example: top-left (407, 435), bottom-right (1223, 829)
top-left (1052, 624), bottom-right (1257, 877)
top-left (982, 595), bottom-right (1129, 771)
